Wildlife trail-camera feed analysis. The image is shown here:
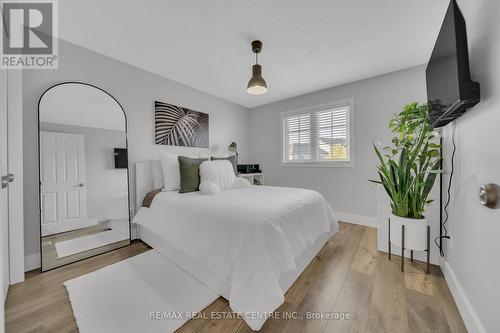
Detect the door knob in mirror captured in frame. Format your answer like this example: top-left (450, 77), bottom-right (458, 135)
top-left (1, 173), bottom-right (14, 189)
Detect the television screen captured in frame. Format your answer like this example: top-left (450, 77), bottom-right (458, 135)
top-left (114, 148), bottom-right (128, 169)
top-left (426, 3), bottom-right (459, 115)
top-left (425, 0), bottom-right (480, 128)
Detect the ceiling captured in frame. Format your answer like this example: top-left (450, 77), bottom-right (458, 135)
top-left (58, 0), bottom-right (450, 108)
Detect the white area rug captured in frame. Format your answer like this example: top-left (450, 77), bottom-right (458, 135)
top-left (55, 230), bottom-right (128, 258)
top-left (64, 250), bottom-right (219, 333)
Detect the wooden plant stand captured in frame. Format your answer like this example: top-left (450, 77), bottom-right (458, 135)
top-left (388, 217), bottom-right (430, 274)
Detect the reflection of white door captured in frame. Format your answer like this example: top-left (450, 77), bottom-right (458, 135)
top-left (1, 69), bottom-right (9, 304)
top-left (40, 132), bottom-right (87, 236)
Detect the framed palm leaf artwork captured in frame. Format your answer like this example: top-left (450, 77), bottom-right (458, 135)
top-left (154, 101), bottom-right (209, 147)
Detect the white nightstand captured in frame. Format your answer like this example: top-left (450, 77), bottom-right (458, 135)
top-left (237, 173), bottom-right (264, 186)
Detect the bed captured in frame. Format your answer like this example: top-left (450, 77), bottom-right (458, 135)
top-left (132, 161), bottom-right (339, 330)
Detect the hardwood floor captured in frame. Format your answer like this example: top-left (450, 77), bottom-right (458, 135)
top-left (42, 225), bottom-right (130, 271)
top-left (5, 223), bottom-right (467, 333)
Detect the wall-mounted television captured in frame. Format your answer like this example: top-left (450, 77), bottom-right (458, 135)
top-left (114, 148), bottom-right (128, 169)
top-left (426, 0), bottom-right (480, 128)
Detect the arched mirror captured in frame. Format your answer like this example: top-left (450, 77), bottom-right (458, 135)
top-left (38, 82), bottom-right (130, 271)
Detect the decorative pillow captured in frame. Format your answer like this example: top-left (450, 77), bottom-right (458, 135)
top-left (178, 156), bottom-right (208, 193)
top-left (211, 155), bottom-right (237, 175)
top-left (199, 181), bottom-right (221, 195)
top-left (158, 151), bottom-right (181, 191)
top-left (200, 160), bottom-right (237, 190)
top-left (150, 160), bottom-right (164, 189)
top-left (142, 189), bottom-right (162, 208)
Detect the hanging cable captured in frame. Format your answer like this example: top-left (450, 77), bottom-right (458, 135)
top-left (435, 120), bottom-right (456, 256)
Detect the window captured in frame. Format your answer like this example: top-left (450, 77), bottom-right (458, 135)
top-left (281, 100), bottom-right (353, 166)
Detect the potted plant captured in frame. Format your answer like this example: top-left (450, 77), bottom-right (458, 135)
top-left (371, 102), bottom-right (441, 251)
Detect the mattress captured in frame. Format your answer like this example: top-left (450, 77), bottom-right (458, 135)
top-left (133, 185), bottom-right (338, 330)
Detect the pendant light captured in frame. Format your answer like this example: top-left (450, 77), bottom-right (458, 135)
top-left (247, 40), bottom-right (268, 95)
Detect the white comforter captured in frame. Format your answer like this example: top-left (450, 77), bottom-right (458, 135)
top-left (133, 185), bottom-right (338, 330)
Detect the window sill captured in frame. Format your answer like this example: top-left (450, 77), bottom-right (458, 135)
top-left (281, 161), bottom-right (355, 168)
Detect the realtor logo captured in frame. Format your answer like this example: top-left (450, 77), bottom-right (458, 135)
top-left (1, 0), bottom-right (58, 68)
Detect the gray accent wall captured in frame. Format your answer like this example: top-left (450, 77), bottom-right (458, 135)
top-left (23, 39), bottom-right (249, 269)
top-left (248, 65), bottom-right (427, 221)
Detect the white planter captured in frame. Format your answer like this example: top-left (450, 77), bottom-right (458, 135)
top-left (389, 213), bottom-right (428, 251)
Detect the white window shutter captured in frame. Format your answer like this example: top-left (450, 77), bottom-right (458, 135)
top-left (284, 113), bottom-right (311, 161)
top-left (282, 100), bottom-right (353, 166)
top-left (315, 107), bottom-right (350, 161)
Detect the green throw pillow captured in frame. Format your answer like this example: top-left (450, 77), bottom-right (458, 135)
top-left (178, 156), bottom-right (208, 193)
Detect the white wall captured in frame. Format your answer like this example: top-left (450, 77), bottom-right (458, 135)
top-left (23, 39), bottom-right (249, 270)
top-left (40, 123), bottom-right (128, 221)
top-left (440, 1), bottom-right (500, 332)
top-left (0, 70), bottom-right (9, 300)
top-left (248, 65), bottom-right (428, 225)
top-left (40, 83), bottom-right (126, 131)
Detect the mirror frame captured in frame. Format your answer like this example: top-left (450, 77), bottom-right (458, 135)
top-left (37, 81), bottom-right (131, 272)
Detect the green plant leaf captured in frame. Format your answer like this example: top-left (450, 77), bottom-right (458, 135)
top-left (370, 102), bottom-right (440, 219)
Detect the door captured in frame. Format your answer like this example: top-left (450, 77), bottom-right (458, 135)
top-left (1, 69), bottom-right (9, 304)
top-left (40, 132), bottom-right (87, 236)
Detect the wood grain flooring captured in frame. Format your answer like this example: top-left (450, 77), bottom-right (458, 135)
top-left (5, 223), bottom-right (467, 333)
top-left (42, 225), bottom-right (130, 271)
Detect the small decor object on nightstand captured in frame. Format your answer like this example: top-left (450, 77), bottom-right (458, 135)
top-left (370, 103), bottom-right (441, 274)
top-left (237, 164), bottom-right (260, 174)
top-left (228, 142), bottom-right (238, 164)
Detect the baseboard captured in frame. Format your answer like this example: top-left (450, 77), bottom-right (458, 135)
top-left (336, 211), bottom-right (378, 228)
top-left (131, 223), bottom-right (138, 240)
top-left (440, 261), bottom-right (486, 333)
top-left (24, 253), bottom-right (40, 272)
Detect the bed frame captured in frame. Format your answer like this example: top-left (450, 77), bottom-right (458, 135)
top-left (133, 161), bottom-right (335, 301)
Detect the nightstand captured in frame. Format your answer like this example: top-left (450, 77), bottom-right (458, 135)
top-left (237, 173), bottom-right (264, 186)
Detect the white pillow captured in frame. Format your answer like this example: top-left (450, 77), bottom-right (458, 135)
top-left (199, 160), bottom-right (236, 190)
top-left (199, 181), bottom-right (220, 195)
top-left (233, 177), bottom-right (251, 189)
top-left (158, 151), bottom-right (180, 191)
top-left (150, 160), bottom-right (164, 189)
